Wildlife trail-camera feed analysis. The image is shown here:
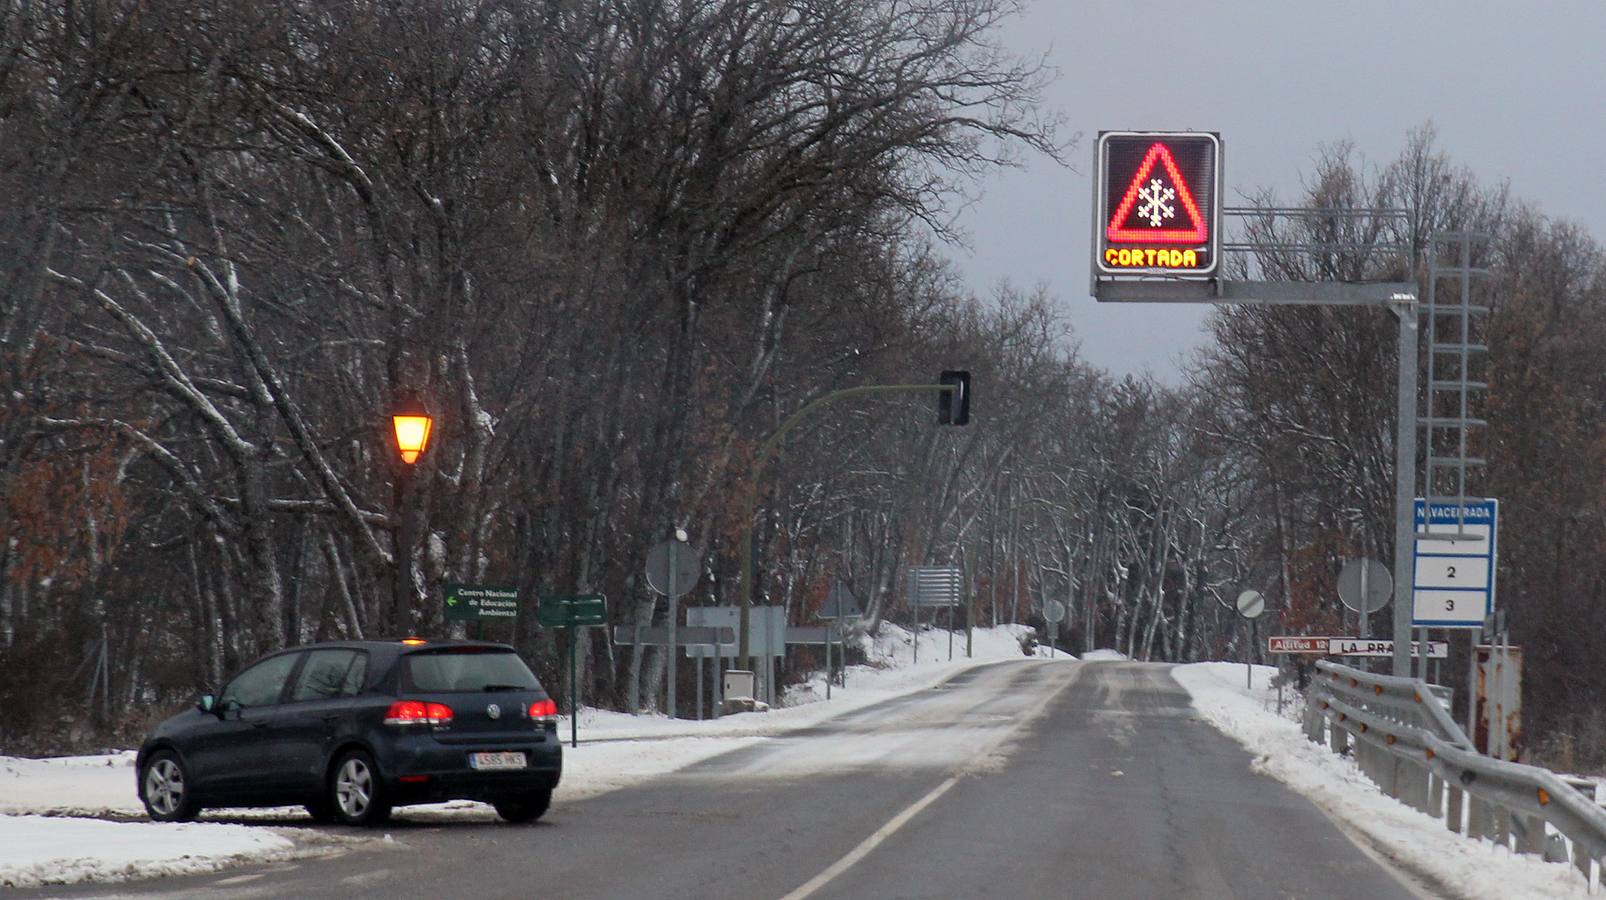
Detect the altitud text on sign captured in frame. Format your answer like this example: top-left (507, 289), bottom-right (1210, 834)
top-left (1266, 636), bottom-right (1449, 658)
top-left (443, 583), bottom-right (519, 622)
top-left (1267, 636), bottom-right (1334, 654)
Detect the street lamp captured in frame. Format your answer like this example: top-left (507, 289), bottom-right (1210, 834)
top-left (391, 394), bottom-right (433, 464)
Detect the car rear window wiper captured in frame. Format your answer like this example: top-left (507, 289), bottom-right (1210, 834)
top-left (481, 683), bottom-right (527, 692)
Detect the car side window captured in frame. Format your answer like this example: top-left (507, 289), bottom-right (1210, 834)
top-left (289, 649), bottom-right (364, 702)
top-left (218, 653), bottom-right (300, 710)
top-left (340, 653), bottom-right (369, 697)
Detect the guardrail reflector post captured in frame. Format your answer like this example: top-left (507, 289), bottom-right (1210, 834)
top-left (1520, 815), bottom-right (1546, 855)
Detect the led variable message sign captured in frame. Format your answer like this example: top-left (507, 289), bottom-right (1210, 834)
top-left (1095, 131), bottom-right (1220, 277)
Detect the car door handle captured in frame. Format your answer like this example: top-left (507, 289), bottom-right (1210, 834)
top-left (252, 720), bottom-right (270, 729)
top-left (322, 714), bottom-right (340, 723)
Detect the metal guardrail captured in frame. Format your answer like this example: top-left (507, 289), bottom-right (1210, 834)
top-left (1306, 660), bottom-right (1606, 889)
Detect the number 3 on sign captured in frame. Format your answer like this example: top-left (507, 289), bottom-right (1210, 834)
top-left (1445, 598), bottom-right (1456, 611)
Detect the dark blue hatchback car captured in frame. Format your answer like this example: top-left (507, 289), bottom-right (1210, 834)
top-left (136, 639), bottom-right (562, 825)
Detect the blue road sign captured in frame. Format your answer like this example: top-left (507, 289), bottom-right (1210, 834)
top-left (1411, 498), bottom-right (1498, 628)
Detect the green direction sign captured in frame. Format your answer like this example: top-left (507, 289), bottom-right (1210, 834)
top-left (538, 595), bottom-right (608, 628)
top-left (444, 584), bottom-right (520, 622)
top-left (537, 594), bottom-right (609, 751)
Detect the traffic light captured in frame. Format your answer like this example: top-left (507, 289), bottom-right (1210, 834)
top-left (938, 370), bottom-right (971, 425)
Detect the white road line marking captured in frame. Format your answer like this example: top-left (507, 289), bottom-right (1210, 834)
top-left (212, 874), bottom-right (265, 885)
top-left (781, 662), bottom-right (1081, 900)
top-left (779, 775), bottom-right (960, 900)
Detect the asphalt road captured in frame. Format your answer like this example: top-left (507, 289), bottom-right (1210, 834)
top-left (58, 660), bottom-right (1428, 900)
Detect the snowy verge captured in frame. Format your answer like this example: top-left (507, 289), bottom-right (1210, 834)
top-left (1174, 662), bottom-right (1592, 900)
top-left (0, 814), bottom-right (356, 890)
top-left (0, 624), bottom-right (1041, 885)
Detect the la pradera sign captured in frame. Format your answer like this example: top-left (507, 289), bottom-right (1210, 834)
top-left (1094, 131), bottom-right (1221, 277)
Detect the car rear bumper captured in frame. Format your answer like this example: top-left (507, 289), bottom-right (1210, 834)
top-left (379, 730), bottom-right (562, 804)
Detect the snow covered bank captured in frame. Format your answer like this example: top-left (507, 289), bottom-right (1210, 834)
top-left (1174, 661), bottom-right (1592, 900)
top-left (0, 623), bottom-right (1040, 887)
top-left (0, 815), bottom-right (304, 890)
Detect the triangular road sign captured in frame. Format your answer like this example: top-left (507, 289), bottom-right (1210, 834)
top-left (1106, 142), bottom-right (1208, 243)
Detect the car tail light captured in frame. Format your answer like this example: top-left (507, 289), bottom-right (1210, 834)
top-left (529, 699), bottom-right (558, 725)
top-left (384, 700), bottom-right (454, 726)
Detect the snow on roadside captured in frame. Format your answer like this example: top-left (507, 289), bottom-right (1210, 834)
top-left (0, 815), bottom-right (308, 890)
top-left (1079, 648), bottom-right (1128, 661)
top-left (1, 752), bottom-right (145, 817)
top-left (0, 624), bottom-right (1041, 885)
top-left (1174, 661), bottom-right (1591, 900)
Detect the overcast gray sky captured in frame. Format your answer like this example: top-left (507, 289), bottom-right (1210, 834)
top-left (956, 0), bottom-right (1606, 381)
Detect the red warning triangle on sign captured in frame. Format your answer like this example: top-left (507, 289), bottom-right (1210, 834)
top-left (1107, 142), bottom-right (1208, 244)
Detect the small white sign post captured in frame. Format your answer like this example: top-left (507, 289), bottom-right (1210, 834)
top-left (1236, 590), bottom-right (1266, 689)
top-left (1041, 600), bottom-right (1066, 657)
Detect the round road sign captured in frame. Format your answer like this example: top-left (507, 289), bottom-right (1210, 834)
top-left (1235, 590), bottom-right (1266, 619)
top-left (645, 539), bottom-right (701, 597)
top-left (1336, 558), bottom-right (1393, 614)
top-left (1042, 600), bottom-right (1066, 623)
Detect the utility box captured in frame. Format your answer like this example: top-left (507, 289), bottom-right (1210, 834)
top-left (723, 669), bottom-right (755, 701)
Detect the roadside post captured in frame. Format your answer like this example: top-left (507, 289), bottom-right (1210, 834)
top-left (817, 583), bottom-right (862, 698)
top-left (1041, 600), bottom-right (1066, 657)
top-left (645, 532), bottom-right (700, 719)
top-left (537, 594), bottom-right (608, 748)
top-left (909, 566), bottom-right (961, 664)
top-left (1235, 590), bottom-right (1265, 688)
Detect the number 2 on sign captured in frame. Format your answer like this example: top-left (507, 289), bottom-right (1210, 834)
top-left (1446, 565), bottom-right (1456, 579)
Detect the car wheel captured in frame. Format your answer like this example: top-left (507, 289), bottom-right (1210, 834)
top-left (493, 788), bottom-right (552, 823)
top-left (329, 749), bottom-right (391, 826)
top-left (140, 750), bottom-right (200, 822)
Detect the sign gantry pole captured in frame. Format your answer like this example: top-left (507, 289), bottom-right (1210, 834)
top-left (1390, 296), bottom-right (1420, 677)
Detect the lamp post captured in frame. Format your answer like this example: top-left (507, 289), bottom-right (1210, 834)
top-left (391, 394), bottom-right (434, 464)
top-left (389, 393), bottom-right (433, 635)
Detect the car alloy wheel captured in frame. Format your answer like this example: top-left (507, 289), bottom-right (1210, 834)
top-left (331, 750), bottom-right (390, 826)
top-left (141, 751), bottom-right (198, 822)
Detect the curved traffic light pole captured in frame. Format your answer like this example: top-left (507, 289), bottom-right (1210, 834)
top-left (737, 382), bottom-right (960, 673)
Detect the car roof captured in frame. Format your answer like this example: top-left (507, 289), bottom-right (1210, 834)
top-left (267, 639), bottom-right (517, 656)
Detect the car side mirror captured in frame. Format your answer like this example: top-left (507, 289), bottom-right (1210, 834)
top-left (196, 693), bottom-right (216, 713)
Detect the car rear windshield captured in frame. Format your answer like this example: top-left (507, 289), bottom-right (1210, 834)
top-left (401, 650), bottom-right (541, 693)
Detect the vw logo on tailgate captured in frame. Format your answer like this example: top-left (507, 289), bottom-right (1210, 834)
top-left (486, 703), bottom-right (501, 720)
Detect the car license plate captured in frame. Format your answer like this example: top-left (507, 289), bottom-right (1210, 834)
top-left (469, 751), bottom-right (527, 771)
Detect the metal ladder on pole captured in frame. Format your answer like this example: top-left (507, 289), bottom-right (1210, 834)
top-left (1421, 232), bottom-right (1491, 520)
top-left (1419, 232), bottom-right (1491, 685)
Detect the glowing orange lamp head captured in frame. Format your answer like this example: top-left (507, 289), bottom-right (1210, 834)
top-left (391, 393), bottom-right (433, 465)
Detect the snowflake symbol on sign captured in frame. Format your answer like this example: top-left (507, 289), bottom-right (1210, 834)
top-left (1136, 178), bottom-right (1176, 228)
